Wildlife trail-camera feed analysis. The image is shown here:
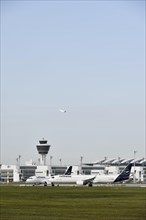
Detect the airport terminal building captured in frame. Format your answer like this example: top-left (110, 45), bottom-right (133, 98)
top-left (0, 158), bottom-right (146, 183)
top-left (1, 139), bottom-right (146, 183)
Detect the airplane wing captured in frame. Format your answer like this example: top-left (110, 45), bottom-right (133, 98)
top-left (83, 176), bottom-right (96, 185)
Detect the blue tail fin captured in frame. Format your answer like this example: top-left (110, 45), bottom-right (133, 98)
top-left (64, 166), bottom-right (72, 175)
top-left (114, 163), bottom-right (133, 183)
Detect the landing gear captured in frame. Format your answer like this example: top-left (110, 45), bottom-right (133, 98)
top-left (88, 183), bottom-right (93, 187)
top-left (44, 182), bottom-right (47, 186)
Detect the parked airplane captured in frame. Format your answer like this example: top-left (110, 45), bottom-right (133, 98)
top-left (26, 166), bottom-right (72, 185)
top-left (26, 175), bottom-right (49, 185)
top-left (26, 164), bottom-right (132, 186)
top-left (43, 166), bottom-right (96, 186)
top-left (92, 163), bottom-right (133, 184)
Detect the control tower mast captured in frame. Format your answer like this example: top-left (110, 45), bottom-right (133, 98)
top-left (36, 138), bottom-right (51, 165)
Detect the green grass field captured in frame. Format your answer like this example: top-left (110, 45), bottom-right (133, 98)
top-left (0, 185), bottom-right (146, 220)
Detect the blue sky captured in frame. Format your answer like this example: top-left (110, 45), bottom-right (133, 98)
top-left (1, 0), bottom-right (145, 166)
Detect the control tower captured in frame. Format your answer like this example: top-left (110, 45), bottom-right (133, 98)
top-left (36, 139), bottom-right (51, 165)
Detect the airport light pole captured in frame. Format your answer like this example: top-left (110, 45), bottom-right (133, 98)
top-left (50, 156), bottom-right (53, 175)
top-left (80, 156), bottom-right (83, 174)
top-left (16, 157), bottom-right (18, 168)
top-left (59, 158), bottom-right (62, 167)
top-left (133, 150), bottom-right (137, 184)
top-left (18, 155), bottom-right (21, 171)
top-left (18, 155), bottom-right (21, 181)
top-left (104, 156), bottom-right (107, 174)
top-left (118, 157), bottom-right (120, 174)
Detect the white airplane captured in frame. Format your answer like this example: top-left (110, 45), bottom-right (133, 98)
top-left (26, 166), bottom-right (72, 185)
top-left (26, 175), bottom-right (50, 185)
top-left (92, 163), bottom-right (133, 184)
top-left (59, 109), bottom-right (66, 113)
top-left (26, 164), bottom-right (132, 186)
top-left (43, 166), bottom-right (96, 186)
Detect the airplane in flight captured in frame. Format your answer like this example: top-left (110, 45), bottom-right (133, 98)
top-left (92, 163), bottom-right (133, 184)
top-left (59, 109), bottom-right (66, 113)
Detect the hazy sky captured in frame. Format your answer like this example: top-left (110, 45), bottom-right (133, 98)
top-left (1, 0), bottom-right (145, 166)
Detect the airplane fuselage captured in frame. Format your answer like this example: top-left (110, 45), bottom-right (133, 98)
top-left (93, 174), bottom-right (118, 183)
top-left (48, 174), bottom-right (95, 185)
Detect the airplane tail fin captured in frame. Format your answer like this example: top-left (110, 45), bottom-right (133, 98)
top-left (64, 166), bottom-right (72, 175)
top-left (114, 163), bottom-right (133, 183)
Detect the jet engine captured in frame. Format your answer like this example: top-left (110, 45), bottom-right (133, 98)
top-left (76, 180), bottom-right (84, 186)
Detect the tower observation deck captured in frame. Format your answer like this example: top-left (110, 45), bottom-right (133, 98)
top-left (36, 139), bottom-right (51, 165)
